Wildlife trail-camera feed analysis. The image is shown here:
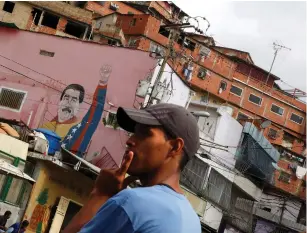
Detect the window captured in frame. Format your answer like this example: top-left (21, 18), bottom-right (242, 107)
top-left (130, 18), bottom-right (137, 26)
top-left (204, 169), bottom-right (232, 209)
top-left (290, 113), bottom-right (304, 125)
top-left (197, 68), bottom-right (207, 80)
top-left (237, 113), bottom-right (249, 121)
top-left (2, 1), bottom-right (15, 13)
top-left (199, 46), bottom-right (211, 58)
top-left (200, 94), bottom-right (209, 104)
top-left (249, 94), bottom-right (262, 106)
top-left (180, 157), bottom-right (209, 194)
top-left (108, 39), bottom-right (117, 46)
top-left (128, 38), bottom-right (137, 47)
top-left (271, 104), bottom-right (284, 116)
top-left (230, 85), bottom-right (243, 97)
top-left (262, 207), bottom-right (271, 212)
top-left (5, 178), bottom-right (24, 204)
top-left (40, 49), bottom-right (55, 57)
top-left (0, 87), bottom-right (26, 111)
top-left (268, 128), bottom-right (278, 139)
top-left (183, 39), bottom-right (196, 51)
top-left (31, 8), bottom-right (42, 26)
top-left (103, 112), bottom-right (119, 129)
top-left (177, 33), bottom-right (185, 46)
top-left (278, 171), bottom-right (291, 183)
top-left (41, 12), bottom-right (59, 29)
top-left (219, 81), bottom-right (227, 92)
top-left (158, 27), bottom-right (170, 38)
top-left (64, 20), bottom-right (87, 38)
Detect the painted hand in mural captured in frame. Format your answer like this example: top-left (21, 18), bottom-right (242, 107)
top-left (99, 64), bottom-right (112, 86)
top-left (91, 151), bottom-right (138, 197)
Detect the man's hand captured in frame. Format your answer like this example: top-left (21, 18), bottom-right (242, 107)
top-left (99, 64), bottom-right (112, 86)
top-left (92, 151), bottom-right (137, 197)
top-left (62, 151), bottom-right (137, 233)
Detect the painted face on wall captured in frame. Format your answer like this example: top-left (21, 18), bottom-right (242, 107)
top-left (58, 88), bottom-right (80, 123)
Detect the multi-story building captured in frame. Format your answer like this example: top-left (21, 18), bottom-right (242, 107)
top-left (0, 1), bottom-right (305, 232)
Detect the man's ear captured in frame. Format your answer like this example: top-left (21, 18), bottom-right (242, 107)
top-left (169, 138), bottom-right (184, 156)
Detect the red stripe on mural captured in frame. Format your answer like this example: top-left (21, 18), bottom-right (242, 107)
top-left (71, 86), bottom-right (105, 152)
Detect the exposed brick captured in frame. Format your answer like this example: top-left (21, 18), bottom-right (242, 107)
top-left (57, 18), bottom-right (68, 32)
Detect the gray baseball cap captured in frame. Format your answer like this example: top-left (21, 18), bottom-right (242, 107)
top-left (116, 103), bottom-right (200, 160)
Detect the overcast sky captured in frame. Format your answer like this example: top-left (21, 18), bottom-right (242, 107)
top-left (175, 1), bottom-right (306, 93)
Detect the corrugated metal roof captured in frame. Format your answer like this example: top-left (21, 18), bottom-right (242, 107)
top-left (242, 122), bottom-right (280, 162)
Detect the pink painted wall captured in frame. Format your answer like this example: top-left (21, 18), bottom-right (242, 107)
top-left (0, 27), bottom-right (157, 165)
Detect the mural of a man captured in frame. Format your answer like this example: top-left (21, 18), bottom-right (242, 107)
top-left (61, 64), bottom-right (111, 157)
top-left (41, 84), bottom-right (85, 139)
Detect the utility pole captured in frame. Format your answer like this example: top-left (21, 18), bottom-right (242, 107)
top-left (145, 23), bottom-right (190, 107)
top-left (265, 42), bottom-right (291, 84)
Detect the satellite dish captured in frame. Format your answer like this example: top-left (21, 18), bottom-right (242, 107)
top-left (260, 120), bottom-right (271, 129)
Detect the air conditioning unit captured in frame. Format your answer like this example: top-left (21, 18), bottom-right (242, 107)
top-left (110, 2), bottom-right (119, 11)
top-left (197, 69), bottom-right (207, 79)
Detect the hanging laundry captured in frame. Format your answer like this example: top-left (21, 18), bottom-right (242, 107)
top-left (183, 62), bottom-right (194, 82)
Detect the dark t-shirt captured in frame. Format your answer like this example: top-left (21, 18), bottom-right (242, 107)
top-left (0, 215), bottom-right (7, 227)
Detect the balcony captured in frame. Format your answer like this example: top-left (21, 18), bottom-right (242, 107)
top-left (235, 122), bottom-right (280, 184)
top-left (94, 24), bottom-right (127, 45)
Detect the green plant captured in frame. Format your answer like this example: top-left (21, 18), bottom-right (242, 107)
top-left (36, 222), bottom-right (42, 233)
top-left (37, 188), bottom-right (49, 205)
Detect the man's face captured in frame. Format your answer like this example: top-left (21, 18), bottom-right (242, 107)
top-left (125, 124), bottom-right (173, 176)
top-left (58, 89), bottom-right (80, 123)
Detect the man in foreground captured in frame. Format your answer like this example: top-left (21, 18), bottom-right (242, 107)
top-left (63, 103), bottom-right (201, 233)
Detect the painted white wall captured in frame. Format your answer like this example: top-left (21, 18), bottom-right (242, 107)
top-left (145, 61), bottom-right (191, 108)
top-left (191, 105), bottom-right (243, 170)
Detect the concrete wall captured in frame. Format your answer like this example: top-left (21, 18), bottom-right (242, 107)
top-left (0, 2), bottom-right (32, 29)
top-left (0, 28), bottom-right (157, 165)
top-left (24, 161), bottom-right (94, 233)
top-left (146, 62), bottom-right (191, 107)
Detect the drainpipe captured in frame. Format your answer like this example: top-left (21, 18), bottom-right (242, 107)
top-left (27, 110), bottom-right (33, 127)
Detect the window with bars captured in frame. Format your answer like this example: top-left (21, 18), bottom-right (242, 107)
top-left (278, 171), bottom-right (291, 183)
top-left (249, 94), bottom-right (262, 106)
top-left (204, 169), bottom-right (232, 209)
top-left (0, 87), bottom-right (26, 111)
top-left (271, 104), bottom-right (284, 116)
top-left (180, 157), bottom-right (209, 195)
top-left (230, 85), bottom-right (243, 97)
top-left (290, 113), bottom-right (304, 125)
top-left (268, 128), bottom-right (278, 139)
